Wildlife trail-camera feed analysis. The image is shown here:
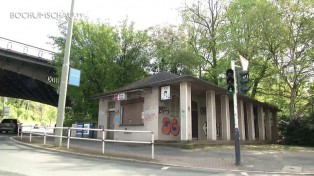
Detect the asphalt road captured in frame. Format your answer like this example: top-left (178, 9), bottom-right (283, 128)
top-left (0, 133), bottom-right (231, 176)
top-left (26, 135), bottom-right (314, 174)
top-left (2, 133), bottom-right (314, 175)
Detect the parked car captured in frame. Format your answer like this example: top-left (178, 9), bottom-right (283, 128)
top-left (0, 118), bottom-right (19, 134)
top-left (34, 124), bottom-right (39, 129)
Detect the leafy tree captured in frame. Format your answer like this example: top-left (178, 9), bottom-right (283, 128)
top-left (114, 20), bottom-right (151, 87)
top-left (223, 0), bottom-right (314, 119)
top-left (50, 19), bottom-right (150, 123)
top-left (270, 0), bottom-right (314, 119)
top-left (148, 25), bottom-right (199, 75)
top-left (181, 0), bottom-right (227, 84)
top-left (222, 0), bottom-right (277, 98)
top-left (51, 20), bottom-right (119, 122)
top-left (0, 97), bottom-right (56, 125)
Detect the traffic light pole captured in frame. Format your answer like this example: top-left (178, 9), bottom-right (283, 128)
top-left (232, 60), bottom-right (241, 165)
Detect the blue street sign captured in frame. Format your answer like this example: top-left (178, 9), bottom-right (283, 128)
top-left (68, 68), bottom-right (81, 86)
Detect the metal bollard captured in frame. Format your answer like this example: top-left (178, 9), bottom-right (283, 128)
top-left (17, 125), bottom-right (20, 137)
top-left (30, 127), bottom-right (32, 143)
top-left (151, 132), bottom-right (154, 159)
top-left (44, 127), bottom-right (47, 145)
top-left (67, 127), bottom-right (71, 149)
top-left (102, 129), bottom-right (106, 154)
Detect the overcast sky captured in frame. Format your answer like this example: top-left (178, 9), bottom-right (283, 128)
top-left (0, 0), bottom-right (190, 51)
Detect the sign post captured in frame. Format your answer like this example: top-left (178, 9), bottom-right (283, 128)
top-left (55, 0), bottom-right (75, 147)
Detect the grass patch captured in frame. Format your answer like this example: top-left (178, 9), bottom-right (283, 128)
top-left (242, 144), bottom-right (314, 151)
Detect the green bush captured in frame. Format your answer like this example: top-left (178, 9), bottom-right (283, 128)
top-left (278, 114), bottom-right (314, 146)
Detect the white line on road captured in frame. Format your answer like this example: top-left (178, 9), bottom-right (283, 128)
top-left (241, 172), bottom-right (249, 176)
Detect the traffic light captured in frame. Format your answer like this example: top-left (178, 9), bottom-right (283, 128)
top-left (226, 69), bottom-right (235, 94)
top-left (237, 69), bottom-right (250, 95)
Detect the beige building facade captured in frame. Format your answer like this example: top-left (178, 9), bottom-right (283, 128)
top-left (93, 72), bottom-right (279, 142)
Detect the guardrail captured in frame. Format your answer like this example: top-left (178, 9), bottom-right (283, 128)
top-left (18, 125), bottom-right (155, 159)
top-left (0, 36), bottom-right (55, 60)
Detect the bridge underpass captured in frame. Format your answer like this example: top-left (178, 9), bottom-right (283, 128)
top-left (0, 37), bottom-right (68, 106)
top-left (0, 69), bottom-right (59, 106)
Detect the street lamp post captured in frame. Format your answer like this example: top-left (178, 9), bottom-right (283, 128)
top-left (54, 0), bottom-right (75, 147)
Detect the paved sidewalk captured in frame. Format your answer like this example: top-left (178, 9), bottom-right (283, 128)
top-left (12, 136), bottom-right (314, 175)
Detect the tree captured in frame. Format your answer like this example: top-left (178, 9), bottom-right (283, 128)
top-left (148, 25), bottom-right (199, 75)
top-left (222, 0), bottom-right (279, 98)
top-left (51, 20), bottom-right (120, 121)
top-left (113, 20), bottom-right (151, 87)
top-left (181, 0), bottom-right (227, 84)
top-left (50, 19), bottom-right (150, 122)
top-left (270, 0), bottom-right (314, 119)
top-left (197, 0), bottom-right (313, 119)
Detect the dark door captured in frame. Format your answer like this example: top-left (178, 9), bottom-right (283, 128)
top-left (107, 111), bottom-right (115, 139)
top-left (192, 110), bottom-right (198, 139)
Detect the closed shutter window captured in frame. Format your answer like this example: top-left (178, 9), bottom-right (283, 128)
top-left (121, 98), bottom-right (144, 126)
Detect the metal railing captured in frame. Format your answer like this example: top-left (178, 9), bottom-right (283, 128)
top-left (0, 37), bottom-right (55, 60)
top-left (18, 125), bottom-right (155, 159)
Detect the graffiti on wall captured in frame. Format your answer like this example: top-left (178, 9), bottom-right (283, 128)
top-left (170, 119), bottom-right (180, 136)
top-left (142, 112), bottom-right (157, 121)
top-left (159, 106), bottom-right (169, 114)
top-left (115, 109), bottom-right (121, 124)
top-left (200, 107), bottom-right (206, 116)
top-left (203, 122), bottom-right (207, 136)
top-left (161, 117), bottom-right (180, 136)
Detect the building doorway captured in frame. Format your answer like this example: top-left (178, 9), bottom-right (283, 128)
top-left (107, 111), bottom-right (115, 139)
top-left (192, 101), bottom-right (198, 139)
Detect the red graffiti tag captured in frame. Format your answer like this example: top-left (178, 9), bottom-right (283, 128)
top-left (162, 117), bottom-right (180, 136)
top-left (170, 119), bottom-right (180, 136)
top-left (161, 117), bottom-right (171, 135)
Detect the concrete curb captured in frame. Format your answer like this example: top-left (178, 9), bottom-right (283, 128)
top-left (10, 137), bottom-right (313, 175)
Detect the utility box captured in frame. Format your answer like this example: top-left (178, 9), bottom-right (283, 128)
top-left (76, 123), bottom-right (84, 137)
top-left (76, 123), bottom-right (94, 138)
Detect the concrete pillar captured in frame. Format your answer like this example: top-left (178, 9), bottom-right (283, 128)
top-left (265, 109), bottom-right (272, 140)
top-left (143, 87), bottom-right (159, 140)
top-left (220, 95), bottom-right (230, 140)
top-left (246, 103), bottom-right (255, 140)
top-left (180, 82), bottom-right (192, 141)
top-left (97, 98), bottom-right (109, 138)
top-left (206, 90), bottom-right (216, 140)
top-left (238, 100), bottom-right (246, 141)
top-left (257, 106), bottom-right (265, 140)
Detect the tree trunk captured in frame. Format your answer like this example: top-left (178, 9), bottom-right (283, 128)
top-left (289, 86), bottom-right (297, 120)
top-left (212, 44), bottom-right (218, 85)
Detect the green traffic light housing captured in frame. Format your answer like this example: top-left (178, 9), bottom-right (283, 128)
top-left (238, 69), bottom-right (250, 94)
top-left (226, 69), bottom-right (235, 94)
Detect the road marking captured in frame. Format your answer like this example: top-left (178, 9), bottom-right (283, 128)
top-left (244, 165), bottom-right (254, 168)
top-left (282, 165), bottom-right (303, 173)
top-left (241, 172), bottom-right (249, 176)
top-left (161, 167), bottom-right (169, 170)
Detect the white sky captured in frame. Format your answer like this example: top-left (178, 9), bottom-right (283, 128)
top-left (0, 0), bottom-right (190, 51)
